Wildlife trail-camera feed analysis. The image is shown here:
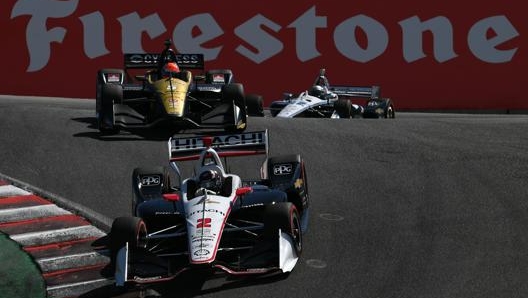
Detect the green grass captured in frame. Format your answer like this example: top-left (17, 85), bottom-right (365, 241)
top-left (0, 233), bottom-right (46, 298)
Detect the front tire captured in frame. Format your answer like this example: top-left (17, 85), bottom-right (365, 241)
top-left (97, 83), bottom-right (122, 134)
top-left (222, 83), bottom-right (247, 132)
top-left (264, 202), bottom-right (302, 256)
top-left (246, 94), bottom-right (265, 117)
top-left (385, 104), bottom-right (395, 118)
top-left (110, 216), bottom-right (148, 252)
top-left (334, 99), bottom-right (352, 119)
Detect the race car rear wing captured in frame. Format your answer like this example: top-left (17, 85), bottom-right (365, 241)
top-left (168, 130), bottom-right (269, 161)
top-left (124, 53), bottom-right (205, 70)
top-left (329, 85), bottom-right (381, 100)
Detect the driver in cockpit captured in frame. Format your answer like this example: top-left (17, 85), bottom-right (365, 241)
top-left (196, 169), bottom-right (224, 195)
top-left (309, 69), bottom-right (337, 100)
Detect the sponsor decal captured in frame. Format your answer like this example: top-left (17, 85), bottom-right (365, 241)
top-left (133, 276), bottom-right (163, 281)
top-left (171, 131), bottom-right (265, 150)
top-left (193, 249), bottom-right (210, 256)
top-left (197, 218), bottom-right (212, 228)
top-left (154, 211), bottom-right (179, 215)
top-left (193, 228), bottom-right (211, 236)
top-left (192, 236), bottom-right (215, 243)
top-left (197, 86), bottom-right (220, 91)
top-left (106, 73), bottom-right (120, 83)
top-left (294, 178), bottom-right (303, 189)
top-left (188, 209), bottom-right (226, 217)
top-left (273, 164), bottom-right (293, 175)
top-left (128, 54), bottom-right (160, 65)
top-left (141, 175), bottom-right (161, 186)
top-left (5, 2), bottom-right (526, 110)
top-left (213, 74), bottom-right (225, 83)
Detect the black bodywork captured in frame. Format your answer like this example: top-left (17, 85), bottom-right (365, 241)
top-left (96, 40), bottom-right (249, 134)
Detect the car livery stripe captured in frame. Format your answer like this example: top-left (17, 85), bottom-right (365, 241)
top-left (0, 180), bottom-right (113, 298)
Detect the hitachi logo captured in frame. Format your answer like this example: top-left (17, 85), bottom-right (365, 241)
top-left (171, 131), bottom-right (265, 149)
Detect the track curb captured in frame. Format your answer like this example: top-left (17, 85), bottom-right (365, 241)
top-left (0, 173), bottom-right (114, 298)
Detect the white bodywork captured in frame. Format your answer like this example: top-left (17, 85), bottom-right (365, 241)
top-left (276, 91), bottom-right (338, 118)
top-left (181, 160), bottom-right (241, 264)
top-left (114, 130), bottom-right (300, 286)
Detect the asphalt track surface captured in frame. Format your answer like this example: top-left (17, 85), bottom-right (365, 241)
top-left (1, 95), bottom-right (528, 298)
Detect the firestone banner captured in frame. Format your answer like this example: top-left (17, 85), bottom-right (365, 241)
top-left (2, 0), bottom-right (526, 110)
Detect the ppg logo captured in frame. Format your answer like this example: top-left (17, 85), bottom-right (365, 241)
top-left (273, 164), bottom-right (292, 175)
top-left (141, 175), bottom-right (161, 186)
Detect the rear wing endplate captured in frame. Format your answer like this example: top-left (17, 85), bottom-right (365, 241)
top-left (124, 53), bottom-right (205, 70)
top-left (329, 85), bottom-right (381, 100)
top-left (169, 130), bottom-right (269, 161)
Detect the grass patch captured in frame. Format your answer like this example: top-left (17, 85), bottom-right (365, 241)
top-left (0, 233), bottom-right (46, 298)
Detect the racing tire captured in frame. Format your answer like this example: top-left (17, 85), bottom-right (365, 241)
top-left (222, 83), bottom-right (247, 132)
top-left (110, 216), bottom-right (148, 252)
top-left (246, 94), bottom-right (265, 117)
top-left (97, 83), bottom-right (122, 134)
top-left (264, 202), bottom-right (302, 256)
top-left (384, 103), bottom-right (395, 119)
top-left (334, 99), bottom-right (352, 119)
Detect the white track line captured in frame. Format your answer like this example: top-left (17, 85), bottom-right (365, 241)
top-left (10, 225), bottom-right (106, 247)
top-left (0, 204), bottom-right (72, 223)
top-left (46, 278), bottom-right (114, 298)
top-left (0, 185), bottom-right (30, 197)
top-left (37, 250), bottom-right (110, 273)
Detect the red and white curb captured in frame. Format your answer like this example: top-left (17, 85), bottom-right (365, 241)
top-left (0, 181), bottom-right (114, 298)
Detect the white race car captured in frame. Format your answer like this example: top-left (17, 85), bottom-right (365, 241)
top-left (269, 69), bottom-right (395, 119)
top-left (110, 130), bottom-right (309, 288)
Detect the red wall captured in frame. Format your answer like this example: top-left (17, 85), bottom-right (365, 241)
top-left (2, 1), bottom-right (527, 110)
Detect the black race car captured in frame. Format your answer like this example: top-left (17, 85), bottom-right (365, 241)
top-left (96, 40), bottom-right (264, 134)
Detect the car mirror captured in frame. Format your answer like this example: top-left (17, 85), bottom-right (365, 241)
top-left (235, 187), bottom-right (252, 196)
top-left (163, 193), bottom-right (180, 201)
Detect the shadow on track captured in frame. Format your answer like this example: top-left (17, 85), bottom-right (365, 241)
top-left (79, 268), bottom-right (289, 298)
top-left (71, 117), bottom-right (215, 141)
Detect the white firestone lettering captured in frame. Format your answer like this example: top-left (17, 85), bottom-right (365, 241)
top-left (11, 0), bottom-right (79, 71)
top-left (334, 14), bottom-right (389, 63)
top-left (288, 6), bottom-right (327, 62)
top-left (468, 15), bottom-right (519, 63)
top-left (79, 12), bottom-right (109, 58)
top-left (235, 14), bottom-right (283, 64)
top-left (118, 12), bottom-right (166, 53)
top-left (399, 16), bottom-right (458, 63)
top-left (172, 13), bottom-right (223, 60)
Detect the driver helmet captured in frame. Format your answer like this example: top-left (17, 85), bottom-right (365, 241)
top-left (308, 85), bottom-right (326, 98)
top-left (198, 170), bottom-right (223, 192)
top-left (161, 62), bottom-right (180, 77)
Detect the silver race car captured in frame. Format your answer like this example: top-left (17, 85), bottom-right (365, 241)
top-left (110, 130), bottom-right (309, 288)
top-left (269, 69), bottom-right (395, 119)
